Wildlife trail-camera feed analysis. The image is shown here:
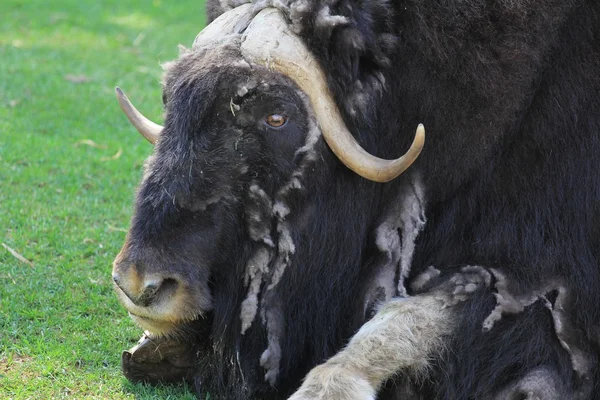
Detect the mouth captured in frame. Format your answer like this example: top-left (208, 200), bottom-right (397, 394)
top-left (113, 281), bottom-right (206, 336)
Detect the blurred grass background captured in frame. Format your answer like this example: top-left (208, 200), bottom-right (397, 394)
top-left (0, 0), bottom-right (207, 397)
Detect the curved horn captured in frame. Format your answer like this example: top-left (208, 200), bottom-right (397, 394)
top-left (115, 87), bottom-right (162, 144)
top-left (115, 4), bottom-right (256, 145)
top-left (240, 8), bottom-right (424, 182)
top-left (193, 3), bottom-right (255, 50)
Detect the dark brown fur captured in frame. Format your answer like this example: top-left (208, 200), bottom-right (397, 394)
top-left (117, 0), bottom-right (600, 398)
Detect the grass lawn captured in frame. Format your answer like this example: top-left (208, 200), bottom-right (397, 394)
top-left (0, 1), bottom-right (208, 398)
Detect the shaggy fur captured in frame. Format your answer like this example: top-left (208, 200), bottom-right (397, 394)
top-left (116, 0), bottom-right (600, 398)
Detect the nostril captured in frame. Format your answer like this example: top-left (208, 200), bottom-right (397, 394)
top-left (137, 281), bottom-right (160, 307)
top-left (143, 282), bottom-right (159, 295)
top-left (161, 278), bottom-right (178, 293)
top-left (136, 278), bottom-right (179, 307)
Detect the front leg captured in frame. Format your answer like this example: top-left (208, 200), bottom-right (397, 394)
top-left (120, 318), bottom-right (210, 385)
top-left (289, 296), bottom-right (453, 400)
top-left (122, 332), bottom-right (198, 384)
top-left (289, 267), bottom-right (490, 400)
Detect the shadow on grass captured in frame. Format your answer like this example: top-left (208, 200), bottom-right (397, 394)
top-left (122, 379), bottom-right (201, 400)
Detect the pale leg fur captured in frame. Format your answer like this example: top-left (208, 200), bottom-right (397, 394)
top-left (288, 295), bottom-right (456, 400)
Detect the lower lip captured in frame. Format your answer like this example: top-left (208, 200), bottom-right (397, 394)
top-left (129, 313), bottom-right (169, 333)
top-left (129, 313), bottom-right (157, 322)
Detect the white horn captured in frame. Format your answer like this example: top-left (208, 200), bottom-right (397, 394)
top-left (193, 3), bottom-right (255, 50)
top-left (115, 4), bottom-right (257, 145)
top-left (115, 87), bottom-right (162, 144)
top-left (240, 8), bottom-right (424, 182)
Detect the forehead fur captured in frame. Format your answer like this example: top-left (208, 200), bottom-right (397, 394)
top-left (162, 38), bottom-right (308, 103)
top-left (161, 40), bottom-right (308, 124)
top-left (162, 38), bottom-right (251, 97)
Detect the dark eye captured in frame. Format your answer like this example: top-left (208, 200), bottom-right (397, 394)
top-left (266, 114), bottom-right (288, 128)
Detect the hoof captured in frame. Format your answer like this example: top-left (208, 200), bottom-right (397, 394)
top-left (122, 332), bottom-right (197, 384)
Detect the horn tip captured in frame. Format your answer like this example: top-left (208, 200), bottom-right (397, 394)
top-left (415, 123), bottom-right (425, 144)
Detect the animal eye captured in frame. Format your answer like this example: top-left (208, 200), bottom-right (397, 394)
top-left (265, 114), bottom-right (288, 128)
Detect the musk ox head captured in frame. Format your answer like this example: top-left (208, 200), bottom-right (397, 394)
top-left (113, 4), bottom-right (423, 338)
top-left (112, 4), bottom-right (423, 397)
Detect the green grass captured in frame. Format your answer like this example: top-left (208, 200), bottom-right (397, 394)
top-left (0, 1), bottom-right (207, 398)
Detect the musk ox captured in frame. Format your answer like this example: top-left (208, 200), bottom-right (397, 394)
top-left (112, 0), bottom-right (600, 399)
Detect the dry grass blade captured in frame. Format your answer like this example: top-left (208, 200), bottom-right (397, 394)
top-left (133, 32), bottom-right (146, 47)
top-left (64, 74), bottom-right (91, 83)
top-left (100, 148), bottom-right (123, 161)
top-left (106, 224), bottom-right (128, 233)
top-left (2, 243), bottom-right (34, 267)
top-left (73, 139), bottom-right (108, 149)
